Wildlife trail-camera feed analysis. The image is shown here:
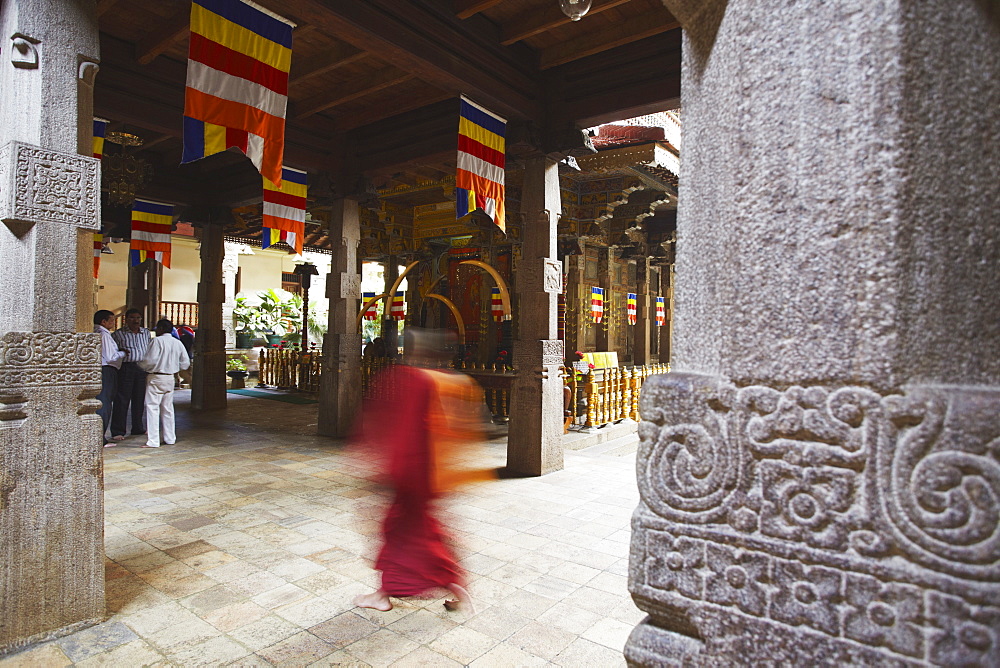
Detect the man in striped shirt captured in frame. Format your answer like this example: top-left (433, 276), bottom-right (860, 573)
top-left (110, 308), bottom-right (152, 441)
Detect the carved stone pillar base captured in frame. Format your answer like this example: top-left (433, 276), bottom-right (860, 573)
top-left (629, 372), bottom-right (1000, 666)
top-left (317, 331), bottom-right (361, 438)
top-left (0, 332), bottom-right (104, 653)
top-left (506, 338), bottom-right (565, 476)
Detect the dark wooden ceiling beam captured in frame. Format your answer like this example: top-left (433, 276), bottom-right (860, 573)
top-left (540, 13), bottom-right (680, 69)
top-left (289, 44), bottom-right (367, 86)
top-left (96, 0), bottom-right (118, 17)
top-left (293, 68), bottom-right (414, 120)
top-left (136, 11), bottom-right (190, 65)
top-left (501, 0), bottom-right (632, 45)
top-left (290, 0), bottom-right (540, 121)
top-left (331, 89), bottom-right (453, 132)
top-left (455, 0), bottom-right (503, 19)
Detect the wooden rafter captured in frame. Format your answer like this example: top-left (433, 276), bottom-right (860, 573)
top-left (332, 89), bottom-right (453, 131)
top-left (292, 68), bottom-right (414, 120)
top-left (289, 44), bottom-right (367, 86)
top-left (501, 0), bottom-right (632, 45)
top-left (136, 11), bottom-right (190, 65)
top-left (455, 0), bottom-right (503, 19)
top-left (96, 0), bottom-right (118, 17)
top-left (540, 13), bottom-right (680, 69)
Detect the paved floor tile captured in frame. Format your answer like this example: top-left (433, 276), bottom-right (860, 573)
top-left (1, 392), bottom-right (643, 666)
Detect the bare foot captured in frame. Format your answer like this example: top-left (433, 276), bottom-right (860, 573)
top-left (353, 591), bottom-right (392, 611)
top-left (444, 583), bottom-right (475, 615)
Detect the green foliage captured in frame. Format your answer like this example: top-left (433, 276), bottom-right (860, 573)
top-left (233, 297), bottom-right (263, 334)
top-left (226, 355), bottom-right (248, 372)
top-left (257, 288), bottom-right (302, 337)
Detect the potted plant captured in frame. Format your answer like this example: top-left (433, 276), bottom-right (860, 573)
top-left (256, 288), bottom-right (302, 346)
top-left (233, 297), bottom-right (260, 349)
top-left (226, 355), bottom-right (249, 389)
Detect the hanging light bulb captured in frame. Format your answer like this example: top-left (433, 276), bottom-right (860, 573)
top-left (559, 0), bottom-right (592, 21)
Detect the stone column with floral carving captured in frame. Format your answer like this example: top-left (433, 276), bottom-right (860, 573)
top-left (0, 0), bottom-right (104, 652)
top-left (317, 197), bottom-right (361, 438)
top-left (633, 257), bottom-right (653, 365)
top-left (507, 155), bottom-right (564, 476)
top-left (627, 1), bottom-right (1000, 666)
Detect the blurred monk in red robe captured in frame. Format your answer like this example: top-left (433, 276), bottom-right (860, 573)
top-left (354, 329), bottom-right (496, 613)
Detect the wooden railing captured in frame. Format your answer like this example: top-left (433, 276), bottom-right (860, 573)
top-left (257, 345), bottom-right (323, 392)
top-left (565, 363), bottom-right (669, 430)
top-left (161, 301), bottom-right (199, 328)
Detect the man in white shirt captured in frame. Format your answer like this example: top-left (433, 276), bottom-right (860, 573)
top-left (94, 310), bottom-right (125, 447)
top-left (111, 308), bottom-right (152, 440)
top-left (138, 319), bottom-right (191, 448)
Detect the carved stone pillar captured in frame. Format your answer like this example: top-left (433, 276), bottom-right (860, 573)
top-left (633, 258), bottom-right (652, 365)
top-left (222, 241), bottom-right (242, 348)
top-left (0, 0), bottom-right (103, 653)
top-left (317, 197), bottom-right (361, 438)
top-left (629, 1), bottom-right (1000, 665)
top-left (507, 156), bottom-right (563, 476)
top-left (191, 224), bottom-right (227, 411)
top-left (125, 261), bottom-right (159, 326)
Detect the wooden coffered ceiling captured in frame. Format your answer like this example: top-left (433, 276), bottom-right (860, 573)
top-left (94, 0), bottom-right (681, 211)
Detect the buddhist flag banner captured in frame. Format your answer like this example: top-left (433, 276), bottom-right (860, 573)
top-left (130, 199), bottom-right (173, 267)
top-left (456, 95), bottom-right (506, 231)
top-left (262, 166), bottom-right (307, 254)
top-left (361, 292), bottom-right (378, 320)
top-left (591, 286), bottom-right (605, 323)
top-left (627, 293), bottom-right (637, 325)
top-left (93, 233), bottom-right (104, 278)
top-left (390, 291), bottom-right (405, 321)
top-left (93, 119), bottom-right (108, 159)
top-left (655, 297), bottom-right (665, 326)
top-left (491, 287), bottom-right (504, 322)
top-left (182, 0), bottom-right (294, 186)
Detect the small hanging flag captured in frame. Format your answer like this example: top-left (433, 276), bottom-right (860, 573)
top-left (591, 286), bottom-right (605, 323)
top-left (361, 292), bottom-right (378, 320)
top-left (491, 286), bottom-right (504, 322)
top-left (93, 233), bottom-right (104, 278)
top-left (390, 291), bottom-right (405, 321)
top-left (456, 95), bottom-right (506, 231)
top-left (655, 297), bottom-right (665, 326)
top-left (93, 119), bottom-right (107, 159)
top-left (130, 199), bottom-right (173, 267)
top-left (262, 166), bottom-right (307, 254)
top-left (627, 293), bottom-right (637, 325)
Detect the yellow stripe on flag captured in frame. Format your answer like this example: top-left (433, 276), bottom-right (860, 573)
top-left (458, 117), bottom-right (505, 153)
top-left (204, 121), bottom-right (227, 155)
top-left (190, 4), bottom-right (292, 73)
top-left (263, 180), bottom-right (307, 198)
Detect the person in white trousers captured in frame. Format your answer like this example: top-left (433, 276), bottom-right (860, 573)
top-left (138, 319), bottom-right (191, 448)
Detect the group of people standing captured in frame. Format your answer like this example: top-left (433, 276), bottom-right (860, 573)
top-left (93, 308), bottom-right (192, 449)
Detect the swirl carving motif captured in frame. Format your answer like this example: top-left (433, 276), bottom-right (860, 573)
top-left (638, 373), bottom-right (747, 522)
top-left (878, 388), bottom-right (1000, 579)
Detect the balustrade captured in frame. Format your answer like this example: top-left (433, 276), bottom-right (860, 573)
top-left (257, 345), bottom-right (323, 392)
top-left (567, 363), bottom-right (669, 431)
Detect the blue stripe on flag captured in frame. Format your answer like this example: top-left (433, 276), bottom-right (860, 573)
top-left (133, 200), bottom-right (174, 216)
top-left (93, 120), bottom-right (106, 138)
top-left (281, 167), bottom-right (308, 185)
top-left (182, 116), bottom-right (205, 164)
top-left (194, 0), bottom-right (294, 48)
top-left (130, 250), bottom-right (143, 266)
top-left (460, 99), bottom-right (506, 137)
top-left (456, 187), bottom-right (471, 218)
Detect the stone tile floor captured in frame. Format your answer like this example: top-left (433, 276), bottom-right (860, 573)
top-left (1, 390), bottom-right (641, 667)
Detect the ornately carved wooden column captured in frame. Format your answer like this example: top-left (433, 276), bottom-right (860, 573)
top-left (317, 197), bottom-right (361, 438)
top-left (633, 257), bottom-right (653, 365)
top-left (628, 1), bottom-right (1000, 665)
top-left (563, 249), bottom-right (586, 361)
top-left (0, 0), bottom-right (104, 652)
top-left (191, 223), bottom-right (227, 410)
top-left (507, 155), bottom-right (564, 476)
top-left (595, 247), bottom-right (612, 352)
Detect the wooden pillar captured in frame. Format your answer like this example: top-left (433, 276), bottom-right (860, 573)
top-left (507, 155), bottom-right (564, 476)
top-left (656, 264), bottom-right (672, 363)
top-left (563, 249), bottom-right (586, 361)
top-left (596, 247), bottom-right (612, 352)
top-left (317, 197), bottom-right (361, 438)
top-left (191, 224), bottom-right (227, 410)
top-left (634, 257), bottom-right (653, 364)
top-left (381, 256), bottom-right (399, 357)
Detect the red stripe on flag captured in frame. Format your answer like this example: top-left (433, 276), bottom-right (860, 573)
top-left (188, 33), bottom-right (288, 95)
top-left (226, 127), bottom-right (248, 151)
top-left (458, 135), bottom-right (505, 169)
top-left (130, 221), bottom-right (172, 233)
top-left (263, 190), bottom-right (307, 209)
